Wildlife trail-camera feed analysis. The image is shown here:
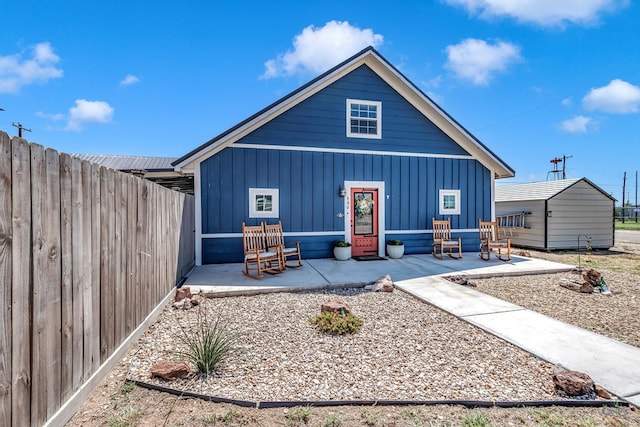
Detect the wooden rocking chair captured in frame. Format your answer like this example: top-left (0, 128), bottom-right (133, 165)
top-left (263, 221), bottom-right (303, 268)
top-left (432, 218), bottom-right (462, 259)
top-left (241, 222), bottom-right (283, 279)
top-left (478, 220), bottom-right (511, 261)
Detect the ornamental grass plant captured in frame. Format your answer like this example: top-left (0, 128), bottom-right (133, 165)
top-left (176, 302), bottom-right (242, 375)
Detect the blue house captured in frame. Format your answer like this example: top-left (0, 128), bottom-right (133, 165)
top-left (173, 47), bottom-right (514, 265)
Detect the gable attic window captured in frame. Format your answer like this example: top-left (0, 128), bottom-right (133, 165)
top-left (347, 99), bottom-right (382, 139)
top-left (249, 188), bottom-right (279, 218)
top-left (439, 189), bottom-right (461, 215)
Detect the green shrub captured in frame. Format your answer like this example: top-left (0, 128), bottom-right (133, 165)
top-left (176, 307), bottom-right (242, 375)
top-left (310, 311), bottom-right (363, 335)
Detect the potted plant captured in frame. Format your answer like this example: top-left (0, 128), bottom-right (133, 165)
top-left (333, 240), bottom-right (351, 261)
top-left (386, 239), bottom-right (404, 259)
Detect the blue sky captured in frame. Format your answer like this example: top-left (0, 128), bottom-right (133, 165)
top-left (1, 0), bottom-right (638, 203)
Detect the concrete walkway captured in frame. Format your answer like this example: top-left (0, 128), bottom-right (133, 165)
top-left (398, 276), bottom-right (640, 407)
top-left (184, 253), bottom-right (640, 407)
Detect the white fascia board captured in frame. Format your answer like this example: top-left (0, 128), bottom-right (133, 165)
top-left (364, 53), bottom-right (514, 179)
top-left (173, 57), bottom-right (368, 172)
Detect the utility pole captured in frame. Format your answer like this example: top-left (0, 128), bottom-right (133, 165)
top-left (12, 122), bottom-right (31, 138)
top-left (622, 172), bottom-right (627, 223)
top-left (636, 171), bottom-right (638, 223)
top-left (562, 155), bottom-right (573, 179)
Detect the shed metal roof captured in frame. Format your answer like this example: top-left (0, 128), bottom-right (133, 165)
top-left (495, 178), bottom-right (615, 202)
top-left (72, 154), bottom-right (176, 171)
top-left (71, 154), bottom-right (194, 194)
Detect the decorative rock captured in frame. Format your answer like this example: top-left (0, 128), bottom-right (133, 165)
top-left (560, 279), bottom-right (593, 294)
top-left (150, 361), bottom-right (190, 380)
top-left (321, 299), bottom-right (351, 316)
top-left (371, 274), bottom-right (394, 292)
top-left (595, 384), bottom-right (612, 399)
top-left (175, 286), bottom-right (192, 302)
top-left (582, 268), bottom-right (602, 288)
top-left (552, 366), bottom-right (594, 397)
top-left (579, 282), bottom-right (595, 294)
top-left (172, 299), bottom-right (186, 309)
top-left (445, 275), bottom-right (476, 287)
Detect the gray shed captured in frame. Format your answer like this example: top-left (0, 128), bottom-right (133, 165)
top-left (495, 178), bottom-right (615, 250)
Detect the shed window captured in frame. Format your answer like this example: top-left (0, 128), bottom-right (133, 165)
top-left (249, 188), bottom-right (279, 218)
top-left (439, 189), bottom-right (461, 215)
top-left (347, 99), bottom-right (382, 139)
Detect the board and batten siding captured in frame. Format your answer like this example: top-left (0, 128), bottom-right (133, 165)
top-left (201, 146), bottom-right (491, 263)
top-left (546, 180), bottom-right (614, 249)
top-left (239, 64), bottom-right (469, 156)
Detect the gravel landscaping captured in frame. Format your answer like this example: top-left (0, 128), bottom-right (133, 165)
top-left (127, 287), bottom-right (559, 402)
top-left (473, 269), bottom-right (640, 349)
top-left (67, 248), bottom-right (640, 426)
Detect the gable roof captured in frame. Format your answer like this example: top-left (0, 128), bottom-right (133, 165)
top-left (173, 46), bottom-right (514, 179)
top-left (495, 178), bottom-right (615, 202)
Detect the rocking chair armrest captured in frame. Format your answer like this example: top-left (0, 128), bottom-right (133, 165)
top-left (284, 241), bottom-right (300, 248)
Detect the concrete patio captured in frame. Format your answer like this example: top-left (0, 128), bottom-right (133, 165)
top-left (184, 252), bottom-right (574, 296)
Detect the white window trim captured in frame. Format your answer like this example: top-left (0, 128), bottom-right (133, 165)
top-left (249, 188), bottom-right (279, 218)
top-left (346, 99), bottom-right (382, 139)
top-left (439, 189), bottom-right (461, 215)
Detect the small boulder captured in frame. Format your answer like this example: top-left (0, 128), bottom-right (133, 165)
top-left (321, 299), bottom-right (351, 316)
top-left (580, 282), bottom-right (595, 294)
top-left (553, 366), bottom-right (595, 397)
top-left (175, 286), bottom-right (192, 302)
top-left (582, 268), bottom-right (602, 288)
top-left (151, 361), bottom-right (190, 380)
top-left (595, 384), bottom-right (612, 399)
top-left (371, 274), bottom-right (394, 292)
top-left (445, 275), bottom-right (476, 287)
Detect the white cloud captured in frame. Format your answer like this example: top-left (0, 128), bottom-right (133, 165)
top-left (444, 38), bottom-right (521, 85)
top-left (261, 20), bottom-right (383, 79)
top-left (582, 79), bottom-right (640, 113)
top-left (36, 111), bottom-right (65, 121)
top-left (561, 97), bottom-right (572, 106)
top-left (120, 74), bottom-right (140, 86)
top-left (443, 0), bottom-right (627, 27)
top-left (66, 99), bottom-right (114, 131)
top-left (0, 42), bottom-right (63, 93)
top-left (560, 115), bottom-right (594, 133)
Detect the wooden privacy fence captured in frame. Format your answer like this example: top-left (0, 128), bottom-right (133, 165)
top-left (0, 131), bottom-right (195, 426)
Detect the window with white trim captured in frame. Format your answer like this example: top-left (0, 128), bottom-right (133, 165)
top-left (439, 189), bottom-right (461, 215)
top-left (249, 188), bottom-right (279, 218)
top-left (347, 99), bottom-right (382, 139)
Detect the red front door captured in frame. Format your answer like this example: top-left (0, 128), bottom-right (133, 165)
top-left (351, 188), bottom-right (378, 257)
